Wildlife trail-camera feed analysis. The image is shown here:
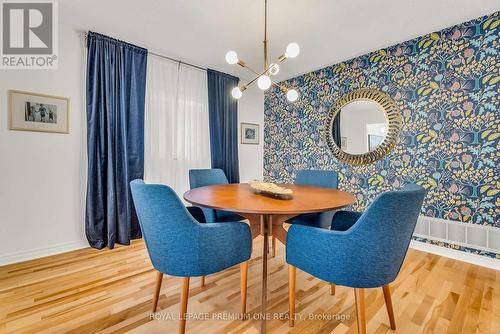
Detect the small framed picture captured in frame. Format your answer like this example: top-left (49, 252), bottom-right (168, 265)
top-left (9, 90), bottom-right (70, 134)
top-left (241, 122), bottom-right (259, 145)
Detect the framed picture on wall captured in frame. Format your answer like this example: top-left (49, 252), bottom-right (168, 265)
top-left (241, 122), bottom-right (259, 145)
top-left (9, 90), bottom-right (70, 134)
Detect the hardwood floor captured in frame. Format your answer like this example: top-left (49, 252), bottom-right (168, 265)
top-left (0, 238), bottom-right (499, 334)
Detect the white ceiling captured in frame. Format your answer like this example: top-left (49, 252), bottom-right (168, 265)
top-left (61, 0), bottom-right (499, 82)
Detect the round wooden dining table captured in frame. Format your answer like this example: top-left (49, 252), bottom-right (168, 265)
top-left (184, 183), bottom-right (355, 333)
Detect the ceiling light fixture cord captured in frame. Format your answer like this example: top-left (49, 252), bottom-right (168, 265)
top-left (264, 0), bottom-right (268, 71)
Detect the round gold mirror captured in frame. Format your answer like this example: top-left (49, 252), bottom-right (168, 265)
top-left (326, 88), bottom-right (402, 165)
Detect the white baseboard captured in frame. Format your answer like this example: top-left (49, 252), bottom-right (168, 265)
top-left (0, 240), bottom-right (89, 266)
top-left (410, 240), bottom-right (500, 270)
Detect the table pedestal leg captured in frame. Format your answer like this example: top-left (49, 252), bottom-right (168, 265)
top-left (239, 213), bottom-right (297, 334)
top-left (260, 214), bottom-right (268, 334)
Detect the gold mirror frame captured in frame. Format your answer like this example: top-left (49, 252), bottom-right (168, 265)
top-left (325, 88), bottom-right (403, 165)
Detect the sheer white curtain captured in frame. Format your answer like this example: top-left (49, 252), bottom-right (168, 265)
top-left (145, 55), bottom-right (210, 196)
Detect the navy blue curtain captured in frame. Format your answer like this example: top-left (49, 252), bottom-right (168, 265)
top-left (207, 69), bottom-right (240, 183)
top-left (85, 32), bottom-right (148, 249)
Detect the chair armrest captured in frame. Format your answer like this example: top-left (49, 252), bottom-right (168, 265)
top-left (287, 224), bottom-right (354, 261)
top-left (330, 210), bottom-right (362, 231)
top-left (286, 224), bottom-right (366, 286)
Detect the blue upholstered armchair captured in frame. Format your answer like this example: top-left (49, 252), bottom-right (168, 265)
top-left (189, 169), bottom-right (250, 286)
top-left (130, 179), bottom-right (252, 334)
top-left (286, 184), bottom-right (427, 334)
top-left (269, 169), bottom-right (339, 257)
top-left (288, 169), bottom-right (339, 228)
top-left (189, 169), bottom-right (245, 223)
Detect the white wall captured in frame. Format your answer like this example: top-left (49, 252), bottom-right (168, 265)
top-left (238, 88), bottom-right (264, 182)
top-left (0, 26), bottom-right (87, 264)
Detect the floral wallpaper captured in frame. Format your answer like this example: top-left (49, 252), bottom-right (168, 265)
top-left (264, 12), bottom-right (499, 257)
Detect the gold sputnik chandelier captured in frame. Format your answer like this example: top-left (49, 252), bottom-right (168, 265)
top-left (225, 0), bottom-right (300, 102)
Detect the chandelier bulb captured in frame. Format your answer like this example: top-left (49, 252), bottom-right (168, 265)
top-left (257, 75), bottom-right (272, 90)
top-left (285, 43), bottom-right (300, 58)
top-left (286, 89), bottom-right (299, 102)
top-left (225, 51), bottom-right (239, 65)
top-left (269, 63), bottom-right (280, 76)
top-left (231, 86), bottom-right (243, 99)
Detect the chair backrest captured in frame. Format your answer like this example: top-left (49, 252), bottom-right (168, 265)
top-left (349, 184), bottom-right (427, 285)
top-left (188, 169), bottom-right (229, 223)
top-left (189, 168), bottom-right (229, 189)
top-left (294, 170), bottom-right (338, 189)
top-left (130, 179), bottom-right (198, 273)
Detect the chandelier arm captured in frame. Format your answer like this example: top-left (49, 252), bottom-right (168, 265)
top-left (245, 69), bottom-right (290, 91)
top-left (239, 60), bottom-right (282, 79)
top-left (244, 73), bottom-right (262, 88)
top-left (243, 75), bottom-right (288, 92)
top-left (277, 55), bottom-right (287, 63)
top-left (236, 59), bottom-right (272, 78)
top-left (240, 64), bottom-right (260, 76)
top-left (246, 63), bottom-right (276, 85)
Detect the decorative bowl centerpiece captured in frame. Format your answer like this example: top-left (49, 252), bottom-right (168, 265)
top-left (248, 180), bottom-right (294, 200)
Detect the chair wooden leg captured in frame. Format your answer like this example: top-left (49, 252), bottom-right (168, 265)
top-left (330, 283), bottom-right (336, 295)
top-left (201, 276), bottom-right (205, 288)
top-left (354, 288), bottom-right (366, 334)
top-left (382, 285), bottom-right (396, 330)
top-left (272, 236), bottom-right (277, 257)
top-left (288, 265), bottom-right (296, 327)
top-left (179, 277), bottom-right (190, 334)
top-left (240, 261), bottom-right (249, 315)
top-left (152, 271), bottom-right (163, 312)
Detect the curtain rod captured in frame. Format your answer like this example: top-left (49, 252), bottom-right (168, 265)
top-left (148, 51), bottom-right (206, 72)
top-left (83, 32), bottom-right (206, 72)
